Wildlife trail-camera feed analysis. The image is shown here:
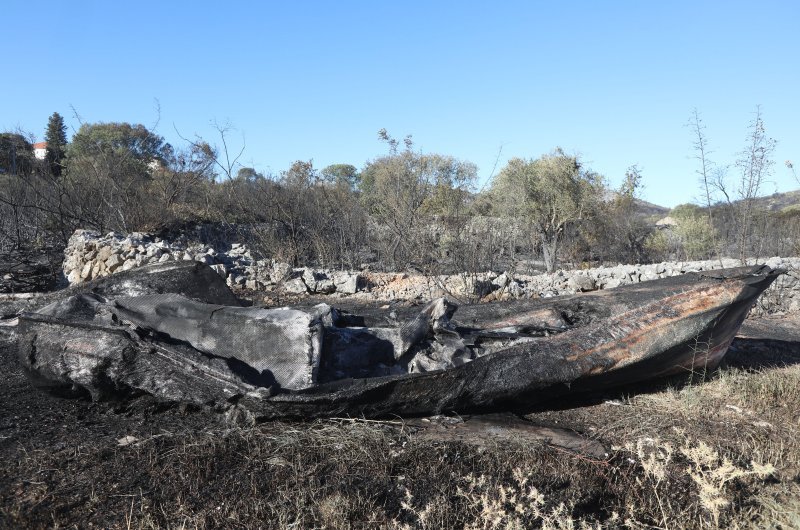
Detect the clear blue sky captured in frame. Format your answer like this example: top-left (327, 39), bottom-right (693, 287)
top-left (3, 1), bottom-right (798, 207)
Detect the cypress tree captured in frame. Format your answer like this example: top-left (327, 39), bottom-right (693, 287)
top-left (44, 112), bottom-right (68, 176)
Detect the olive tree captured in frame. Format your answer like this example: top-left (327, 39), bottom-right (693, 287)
top-left (321, 163), bottom-right (360, 190)
top-left (360, 130), bottom-right (477, 270)
top-left (490, 148), bottom-right (603, 272)
top-left (64, 122), bottom-right (169, 231)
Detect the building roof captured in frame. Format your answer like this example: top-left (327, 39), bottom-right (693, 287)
top-left (33, 142), bottom-right (48, 149)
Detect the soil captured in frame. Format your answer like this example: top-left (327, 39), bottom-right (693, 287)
top-left (1, 309), bottom-right (799, 529)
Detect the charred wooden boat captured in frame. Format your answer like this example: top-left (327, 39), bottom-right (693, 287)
top-left (14, 261), bottom-right (782, 419)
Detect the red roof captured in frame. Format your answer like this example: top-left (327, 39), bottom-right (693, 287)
top-left (33, 142), bottom-right (47, 149)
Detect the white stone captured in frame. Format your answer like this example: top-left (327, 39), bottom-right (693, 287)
top-left (316, 278), bottom-right (336, 294)
top-left (283, 277), bottom-right (308, 294)
top-left (334, 272), bottom-right (362, 294)
top-left (492, 272), bottom-right (510, 289)
top-left (210, 264), bottom-right (228, 277)
top-left (302, 268), bottom-right (322, 291)
top-left (80, 261), bottom-right (93, 280)
top-left (271, 262), bottom-right (292, 283)
top-left (105, 254), bottom-right (123, 272)
top-left (567, 274), bottom-right (595, 292)
top-left (507, 280), bottom-right (523, 298)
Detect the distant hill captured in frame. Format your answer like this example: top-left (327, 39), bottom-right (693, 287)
top-left (741, 189), bottom-right (800, 212)
top-left (650, 189), bottom-right (800, 218)
top-left (602, 189), bottom-right (670, 219)
top-left (692, 189), bottom-right (800, 214)
top-left (633, 198), bottom-right (670, 218)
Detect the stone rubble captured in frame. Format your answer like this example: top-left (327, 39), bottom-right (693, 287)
top-left (62, 230), bottom-right (365, 297)
top-left (61, 230), bottom-right (800, 315)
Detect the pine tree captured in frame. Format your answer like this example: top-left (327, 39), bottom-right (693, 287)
top-left (44, 112), bottom-right (68, 176)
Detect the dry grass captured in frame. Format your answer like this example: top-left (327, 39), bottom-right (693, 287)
top-left (591, 362), bottom-right (800, 528)
top-left (3, 361), bottom-right (800, 529)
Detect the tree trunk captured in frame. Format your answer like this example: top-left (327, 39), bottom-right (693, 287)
top-left (540, 232), bottom-right (558, 273)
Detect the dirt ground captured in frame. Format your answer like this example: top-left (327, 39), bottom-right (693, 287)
top-left (1, 312), bottom-right (799, 529)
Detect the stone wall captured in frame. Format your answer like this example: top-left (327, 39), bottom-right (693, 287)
top-left (62, 230), bottom-right (363, 295)
top-left (62, 230), bottom-right (800, 315)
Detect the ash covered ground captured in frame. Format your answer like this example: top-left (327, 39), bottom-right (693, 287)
top-left (1, 291), bottom-right (799, 528)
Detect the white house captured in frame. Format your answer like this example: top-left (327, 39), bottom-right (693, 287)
top-left (33, 141), bottom-right (47, 160)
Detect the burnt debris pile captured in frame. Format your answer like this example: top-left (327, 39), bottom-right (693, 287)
top-left (10, 260), bottom-right (782, 420)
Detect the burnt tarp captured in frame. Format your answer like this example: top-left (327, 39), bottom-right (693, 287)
top-left (17, 264), bottom-right (782, 419)
top-left (1, 260), bottom-right (240, 320)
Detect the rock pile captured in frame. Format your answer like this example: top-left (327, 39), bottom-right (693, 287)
top-left (62, 230), bottom-right (363, 296)
top-left (61, 230), bottom-right (800, 315)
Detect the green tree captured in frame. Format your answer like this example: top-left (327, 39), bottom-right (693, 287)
top-left (67, 122), bottom-right (167, 166)
top-left (360, 130), bottom-right (477, 269)
top-left (321, 163), bottom-right (360, 190)
top-left (44, 112), bottom-right (68, 177)
top-left (490, 148), bottom-right (603, 272)
top-left (671, 204), bottom-right (718, 260)
top-left (0, 133), bottom-right (34, 176)
top-left (64, 122), bottom-right (169, 231)
top-left (235, 167), bottom-right (265, 183)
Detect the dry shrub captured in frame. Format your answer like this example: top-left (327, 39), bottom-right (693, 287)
top-left (680, 440), bottom-right (775, 525)
top-left (396, 467), bottom-right (608, 530)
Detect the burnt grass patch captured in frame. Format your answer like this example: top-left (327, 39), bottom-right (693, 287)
top-left (2, 319), bottom-right (800, 529)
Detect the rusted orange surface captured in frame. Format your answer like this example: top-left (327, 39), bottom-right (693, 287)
top-left (559, 282), bottom-right (740, 371)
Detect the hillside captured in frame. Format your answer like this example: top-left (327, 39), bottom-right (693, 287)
top-left (698, 189), bottom-right (800, 213)
top-left (649, 189), bottom-right (800, 218)
top-left (633, 197), bottom-right (670, 217)
top-left (747, 189), bottom-right (800, 212)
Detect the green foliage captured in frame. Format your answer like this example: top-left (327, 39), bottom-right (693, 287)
top-left (360, 131), bottom-right (477, 268)
top-left (600, 165), bottom-right (654, 263)
top-left (147, 142), bottom-right (217, 222)
top-left (7, 109), bottom-right (795, 270)
top-left (668, 205), bottom-right (718, 260)
top-left (0, 133), bottom-right (34, 176)
top-left (619, 164), bottom-right (643, 199)
top-left (63, 123), bottom-right (170, 231)
top-left (321, 163), bottom-right (359, 190)
top-left (67, 122), bottom-right (167, 167)
top-left (671, 203), bottom-right (704, 220)
top-left (778, 204), bottom-right (800, 218)
top-left (235, 167), bottom-right (265, 183)
top-left (489, 148), bottom-right (604, 272)
top-left (44, 112), bottom-right (68, 177)
top-left (65, 122), bottom-right (168, 194)
top-left (644, 230), bottom-right (671, 261)
top-left (420, 155), bottom-right (477, 217)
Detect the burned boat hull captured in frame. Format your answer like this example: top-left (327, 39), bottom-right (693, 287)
top-left (16, 265), bottom-right (782, 419)
top-left (254, 266), bottom-right (781, 418)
